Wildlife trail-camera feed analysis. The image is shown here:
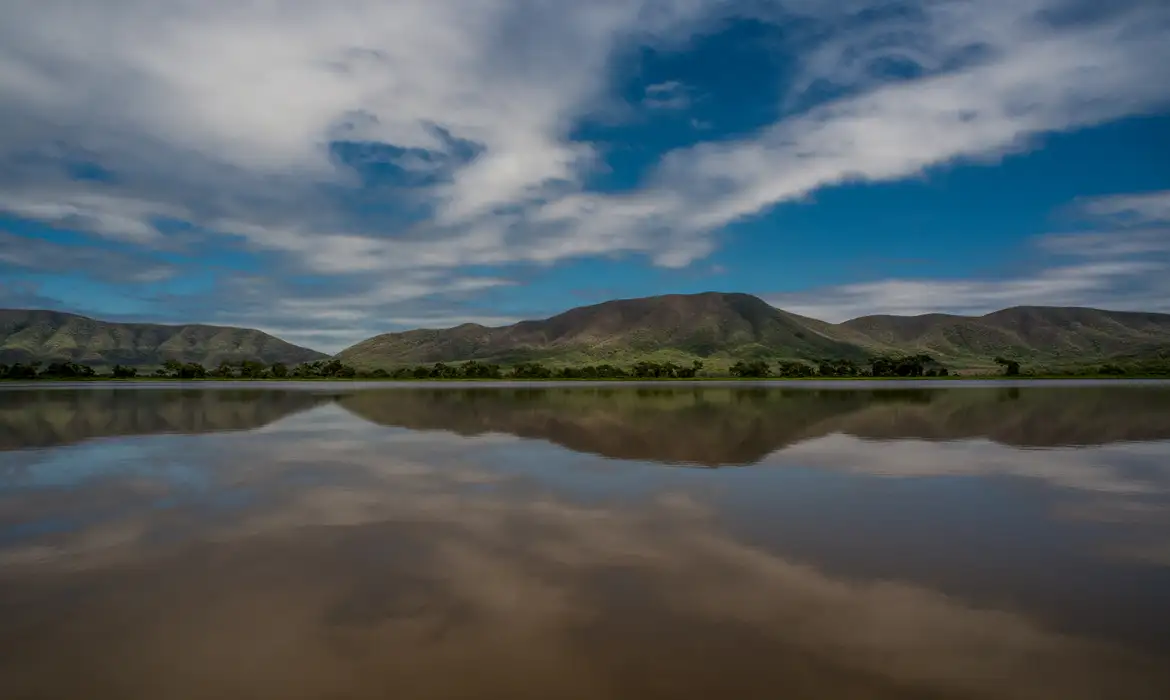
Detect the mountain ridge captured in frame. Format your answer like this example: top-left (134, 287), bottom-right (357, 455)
top-left (5, 294), bottom-right (1169, 371)
top-left (843, 305), bottom-right (1170, 364)
top-left (338, 292), bottom-right (1170, 369)
top-left (0, 309), bottom-right (327, 368)
top-left (339, 292), bottom-right (872, 368)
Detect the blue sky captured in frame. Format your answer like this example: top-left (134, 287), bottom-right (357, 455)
top-left (1, 0), bottom-right (1169, 352)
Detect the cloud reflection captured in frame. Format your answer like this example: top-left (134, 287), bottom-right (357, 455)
top-left (2, 414), bottom-right (1170, 699)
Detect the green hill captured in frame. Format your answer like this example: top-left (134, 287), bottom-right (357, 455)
top-left (338, 292), bottom-right (869, 369)
top-left (841, 306), bottom-right (1170, 369)
top-left (337, 293), bottom-right (1170, 371)
top-left (8, 296), bottom-right (1169, 373)
top-left (0, 309), bottom-right (327, 368)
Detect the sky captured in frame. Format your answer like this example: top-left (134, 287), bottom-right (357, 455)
top-left (1, 0), bottom-right (1169, 352)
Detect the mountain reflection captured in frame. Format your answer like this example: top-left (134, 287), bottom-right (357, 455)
top-left (5, 385), bottom-right (1170, 460)
top-left (338, 386), bottom-right (1170, 465)
top-left (0, 388), bottom-right (337, 452)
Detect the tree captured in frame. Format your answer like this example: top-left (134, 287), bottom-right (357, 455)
top-left (729, 360), bottom-right (770, 378)
top-left (112, 365), bottom-right (138, 378)
top-left (869, 354), bottom-right (939, 378)
top-left (994, 356), bottom-right (1021, 376)
top-left (39, 362), bottom-right (96, 378)
top-left (270, 362), bottom-right (289, 378)
top-left (594, 364), bottom-right (626, 378)
top-left (212, 361), bottom-right (235, 378)
top-left (631, 361), bottom-right (659, 378)
top-left (238, 360), bottom-right (268, 379)
top-left (818, 359), bottom-right (860, 377)
top-left (509, 362), bottom-right (551, 379)
top-left (314, 359), bottom-right (356, 378)
top-left (458, 360), bottom-right (501, 379)
top-left (3, 362), bottom-right (41, 379)
top-left (429, 362), bottom-right (459, 379)
top-left (774, 361), bottom-right (815, 378)
top-left (291, 361), bottom-right (320, 377)
top-left (177, 362), bottom-right (207, 379)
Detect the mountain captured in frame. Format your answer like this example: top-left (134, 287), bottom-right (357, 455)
top-left (338, 294), bottom-right (1170, 370)
top-left (0, 309), bottom-right (327, 368)
top-left (842, 306), bottom-right (1170, 367)
top-left (9, 296), bottom-right (1169, 371)
top-left (338, 292), bottom-right (870, 368)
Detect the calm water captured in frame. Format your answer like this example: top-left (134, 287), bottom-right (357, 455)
top-left (2, 384), bottom-right (1170, 699)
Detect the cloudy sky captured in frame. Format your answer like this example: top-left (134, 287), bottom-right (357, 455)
top-left (2, 0), bottom-right (1168, 351)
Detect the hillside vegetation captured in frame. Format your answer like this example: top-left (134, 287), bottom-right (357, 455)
top-left (842, 306), bottom-right (1170, 368)
top-left (337, 293), bottom-right (1170, 371)
top-left (0, 309), bottom-right (326, 368)
top-left (340, 292), bottom-right (871, 369)
top-left (6, 296), bottom-right (1169, 374)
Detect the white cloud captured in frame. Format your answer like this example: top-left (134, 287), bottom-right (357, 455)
top-left (766, 259), bottom-right (1169, 321)
top-left (644, 4), bottom-right (1169, 236)
top-left (1077, 190), bottom-right (1170, 225)
top-left (765, 185), bottom-right (1170, 321)
top-left (0, 188), bottom-right (184, 244)
top-left (374, 315), bottom-right (523, 329)
top-left (1038, 228), bottom-right (1170, 257)
top-left (0, 230), bottom-right (176, 283)
top-left (205, 271), bottom-right (519, 351)
top-left (642, 80), bottom-right (692, 110)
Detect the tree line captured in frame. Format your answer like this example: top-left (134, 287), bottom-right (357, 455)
top-left (0, 358), bottom-right (361, 380)
top-left (1, 356), bottom-right (944, 380)
top-left (3, 354), bottom-right (1167, 381)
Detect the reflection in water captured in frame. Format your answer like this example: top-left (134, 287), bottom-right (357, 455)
top-left (340, 386), bottom-right (1170, 463)
top-left (1, 386), bottom-right (1169, 699)
top-left (0, 388), bottom-right (336, 452)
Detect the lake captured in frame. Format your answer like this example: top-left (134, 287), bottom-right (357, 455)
top-left (2, 382), bottom-right (1169, 699)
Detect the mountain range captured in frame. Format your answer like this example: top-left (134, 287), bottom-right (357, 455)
top-left (4, 293), bottom-right (1170, 370)
top-left (336, 292), bottom-right (1170, 371)
top-left (0, 309), bottom-right (326, 368)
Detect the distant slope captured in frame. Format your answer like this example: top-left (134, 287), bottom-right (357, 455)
top-left (338, 292), bottom-right (871, 368)
top-left (841, 306), bottom-right (1170, 366)
top-left (0, 309), bottom-right (327, 368)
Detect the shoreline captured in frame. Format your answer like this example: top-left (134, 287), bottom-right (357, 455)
top-left (3, 377), bottom-right (1170, 390)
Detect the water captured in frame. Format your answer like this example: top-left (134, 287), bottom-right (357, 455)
top-left (2, 383), bottom-right (1169, 699)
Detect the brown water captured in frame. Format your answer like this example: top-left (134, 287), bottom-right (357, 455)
top-left (2, 384), bottom-right (1169, 699)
